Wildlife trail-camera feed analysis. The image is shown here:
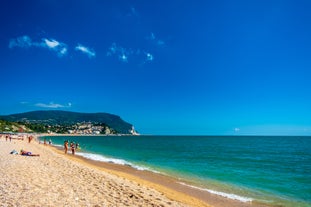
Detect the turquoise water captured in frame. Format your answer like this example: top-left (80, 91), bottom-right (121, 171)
top-left (43, 136), bottom-right (311, 207)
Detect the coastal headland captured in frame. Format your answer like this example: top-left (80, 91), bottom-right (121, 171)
top-left (0, 135), bottom-right (269, 207)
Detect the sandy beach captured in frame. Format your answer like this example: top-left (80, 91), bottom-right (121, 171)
top-left (0, 136), bottom-right (268, 207)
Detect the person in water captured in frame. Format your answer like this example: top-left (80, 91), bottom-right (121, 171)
top-left (70, 142), bottom-right (75, 155)
top-left (20, 150), bottom-right (40, 156)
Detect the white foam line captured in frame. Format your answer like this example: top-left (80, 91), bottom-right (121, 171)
top-left (76, 152), bottom-right (161, 174)
top-left (178, 182), bottom-right (253, 203)
top-left (76, 152), bottom-right (131, 165)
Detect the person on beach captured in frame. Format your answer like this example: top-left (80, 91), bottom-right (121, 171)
top-left (70, 142), bottom-right (75, 155)
top-left (20, 150), bottom-right (40, 156)
top-left (75, 142), bottom-right (79, 150)
top-left (28, 136), bottom-right (33, 143)
top-left (64, 140), bottom-right (68, 154)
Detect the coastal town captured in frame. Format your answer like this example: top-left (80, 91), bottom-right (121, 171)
top-left (65, 122), bottom-right (116, 135)
top-left (66, 122), bottom-right (139, 135)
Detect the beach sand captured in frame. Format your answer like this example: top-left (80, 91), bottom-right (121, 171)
top-left (0, 137), bottom-right (268, 207)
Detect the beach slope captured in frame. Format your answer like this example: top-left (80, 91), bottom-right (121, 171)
top-left (0, 138), bottom-right (207, 207)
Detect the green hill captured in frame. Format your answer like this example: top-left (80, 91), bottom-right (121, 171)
top-left (0, 120), bottom-right (31, 133)
top-left (0, 110), bottom-right (134, 134)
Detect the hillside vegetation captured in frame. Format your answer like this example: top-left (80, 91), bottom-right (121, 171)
top-left (0, 110), bottom-right (135, 134)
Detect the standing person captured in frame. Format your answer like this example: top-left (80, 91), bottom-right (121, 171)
top-left (64, 140), bottom-right (68, 154)
top-left (43, 138), bottom-right (47, 146)
top-left (28, 136), bottom-right (33, 143)
top-left (70, 142), bottom-right (75, 155)
top-left (75, 142), bottom-right (79, 151)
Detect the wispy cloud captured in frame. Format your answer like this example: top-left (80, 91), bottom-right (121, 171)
top-left (129, 6), bottom-right (139, 17)
top-left (145, 52), bottom-right (154, 61)
top-left (75, 44), bottom-right (96, 58)
top-left (9, 35), bottom-right (33, 49)
top-left (107, 43), bottom-right (131, 63)
top-left (9, 35), bottom-right (68, 57)
top-left (107, 42), bottom-right (154, 64)
top-left (146, 32), bottom-right (165, 47)
top-left (35, 102), bottom-right (72, 109)
top-left (119, 53), bottom-right (128, 63)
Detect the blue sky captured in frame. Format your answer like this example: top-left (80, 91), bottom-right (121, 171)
top-left (1, 0), bottom-right (311, 135)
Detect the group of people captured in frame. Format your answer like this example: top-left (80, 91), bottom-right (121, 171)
top-left (5, 135), bottom-right (12, 142)
top-left (64, 140), bottom-right (79, 155)
top-left (1, 134), bottom-right (25, 142)
top-left (4, 134), bottom-right (80, 156)
top-left (2, 133), bottom-right (40, 157)
top-left (42, 138), bottom-right (52, 146)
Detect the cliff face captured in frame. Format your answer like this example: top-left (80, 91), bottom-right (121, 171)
top-left (0, 110), bottom-right (135, 134)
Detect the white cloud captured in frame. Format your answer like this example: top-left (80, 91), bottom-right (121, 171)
top-left (35, 102), bottom-right (72, 109)
top-left (75, 44), bottom-right (96, 58)
top-left (107, 43), bottom-right (155, 65)
top-left (146, 53), bottom-right (154, 61)
top-left (43, 38), bottom-right (60, 48)
top-left (108, 43), bottom-right (117, 55)
top-left (59, 47), bottom-right (68, 56)
top-left (42, 38), bottom-right (68, 57)
top-left (119, 54), bottom-right (128, 62)
top-left (9, 35), bottom-right (68, 57)
top-left (107, 43), bottom-right (131, 63)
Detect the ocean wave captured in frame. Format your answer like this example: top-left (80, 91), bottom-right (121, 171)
top-left (76, 152), bottom-right (156, 172)
top-left (178, 182), bottom-right (253, 203)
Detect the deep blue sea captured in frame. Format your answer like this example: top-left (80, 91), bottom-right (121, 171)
top-left (42, 136), bottom-right (311, 207)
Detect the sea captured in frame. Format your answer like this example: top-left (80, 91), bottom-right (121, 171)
top-left (42, 135), bottom-right (311, 207)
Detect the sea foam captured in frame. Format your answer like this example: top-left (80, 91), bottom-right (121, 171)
top-left (178, 182), bottom-right (253, 203)
top-left (76, 152), bottom-right (131, 165)
top-left (76, 152), bottom-right (153, 172)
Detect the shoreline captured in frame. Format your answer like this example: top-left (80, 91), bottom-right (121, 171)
top-left (43, 135), bottom-right (270, 207)
top-left (0, 137), bottom-right (190, 206)
top-left (0, 133), bottom-right (273, 206)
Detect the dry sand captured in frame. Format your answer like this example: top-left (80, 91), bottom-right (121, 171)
top-left (0, 137), bottom-right (268, 207)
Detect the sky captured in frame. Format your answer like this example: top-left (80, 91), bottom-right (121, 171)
top-left (1, 0), bottom-right (311, 135)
